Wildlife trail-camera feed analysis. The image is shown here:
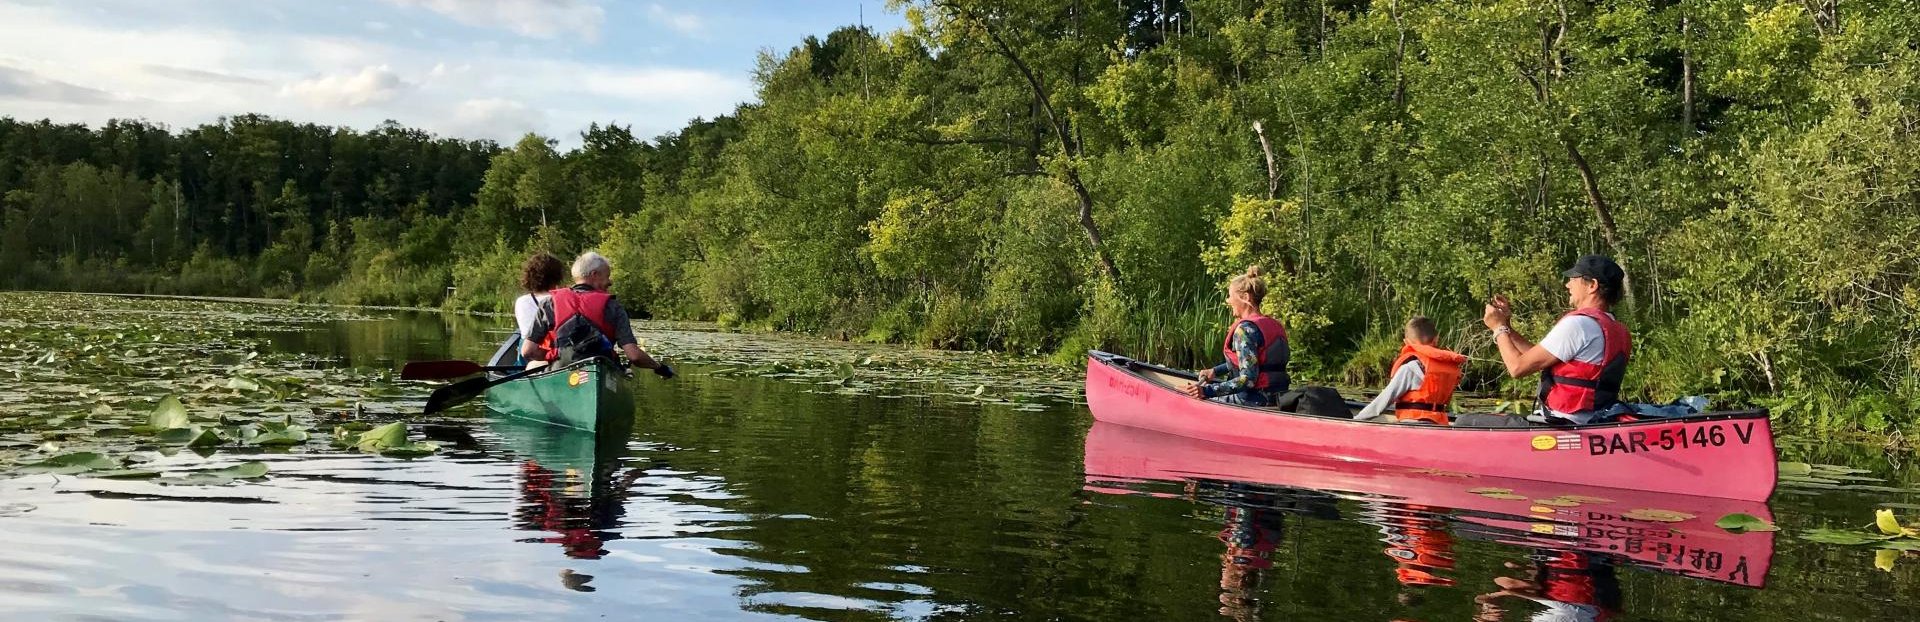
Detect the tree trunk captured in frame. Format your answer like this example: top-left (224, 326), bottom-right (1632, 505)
top-left (944, 0), bottom-right (1122, 284)
top-left (1681, 15), bottom-right (1693, 129)
top-left (1563, 139), bottom-right (1635, 308)
top-left (1252, 121), bottom-right (1280, 200)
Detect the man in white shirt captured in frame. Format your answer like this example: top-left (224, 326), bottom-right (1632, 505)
top-left (1464, 255), bottom-right (1631, 427)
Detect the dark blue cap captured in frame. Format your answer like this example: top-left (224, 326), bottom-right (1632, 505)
top-left (1563, 255), bottom-right (1624, 289)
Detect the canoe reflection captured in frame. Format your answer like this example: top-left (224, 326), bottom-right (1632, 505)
top-left (1083, 421), bottom-right (1775, 613)
top-left (492, 413), bottom-right (639, 584)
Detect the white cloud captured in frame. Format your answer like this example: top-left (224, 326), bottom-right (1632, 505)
top-left (282, 65), bottom-right (411, 108)
top-left (0, 2), bottom-right (755, 145)
top-left (0, 65), bottom-right (120, 105)
top-left (389, 0), bottom-right (603, 41)
top-left (646, 4), bottom-right (704, 36)
top-left (446, 97), bottom-right (545, 139)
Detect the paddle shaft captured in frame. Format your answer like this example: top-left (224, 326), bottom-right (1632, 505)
top-left (1122, 357), bottom-right (1366, 410)
top-left (423, 366), bottom-right (544, 414)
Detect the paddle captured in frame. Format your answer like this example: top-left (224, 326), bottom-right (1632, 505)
top-left (1120, 357), bottom-right (1367, 411)
top-left (401, 360), bottom-right (521, 380)
top-left (423, 366), bottom-right (543, 414)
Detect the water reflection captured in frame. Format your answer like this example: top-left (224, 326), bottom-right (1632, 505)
top-left (1084, 422), bottom-right (1778, 620)
top-left (491, 414), bottom-right (640, 588)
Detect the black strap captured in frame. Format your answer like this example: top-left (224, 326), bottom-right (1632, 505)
top-left (1257, 362), bottom-right (1287, 372)
top-left (1394, 401), bottom-right (1447, 412)
top-left (1547, 374), bottom-right (1615, 391)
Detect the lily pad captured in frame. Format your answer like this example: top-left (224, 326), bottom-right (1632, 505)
top-left (148, 396), bottom-right (191, 429)
top-left (92, 469), bottom-right (162, 479)
top-left (197, 461), bottom-right (269, 479)
top-left (1533, 497), bottom-right (1582, 507)
top-left (1715, 513), bottom-right (1779, 533)
top-left (1800, 528), bottom-right (1900, 545)
top-left (1875, 509), bottom-right (1906, 536)
top-left (1777, 461), bottom-right (1813, 477)
top-left (1467, 487), bottom-right (1513, 495)
top-left (355, 422), bottom-right (409, 452)
top-left (1622, 509), bottom-right (1696, 522)
top-left (14, 451), bottom-right (119, 474)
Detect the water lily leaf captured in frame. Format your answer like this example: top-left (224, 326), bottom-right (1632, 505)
top-left (1777, 462), bottom-right (1813, 477)
top-left (1534, 497), bottom-right (1581, 507)
top-left (1468, 487), bottom-right (1513, 495)
top-left (1715, 513), bottom-right (1779, 533)
top-left (355, 422), bottom-right (409, 452)
top-left (152, 473), bottom-right (234, 486)
top-left (92, 469), bottom-right (161, 479)
top-left (91, 403), bottom-right (113, 417)
top-left (225, 377), bottom-right (261, 391)
top-left (971, 385), bottom-right (985, 396)
top-left (148, 396), bottom-right (190, 429)
top-left (1875, 549), bottom-right (1898, 572)
top-left (1875, 509), bottom-right (1904, 536)
top-left (15, 451), bottom-right (118, 474)
top-left (1622, 509), bottom-right (1695, 522)
top-left (1556, 495), bottom-right (1615, 505)
top-left (197, 461), bottom-right (268, 479)
top-left (1800, 528), bottom-right (1899, 545)
top-left (379, 441), bottom-right (440, 458)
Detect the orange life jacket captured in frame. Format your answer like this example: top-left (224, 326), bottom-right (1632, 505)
top-left (1390, 342), bottom-right (1467, 424)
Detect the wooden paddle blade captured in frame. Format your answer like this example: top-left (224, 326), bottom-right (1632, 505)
top-left (423, 376), bottom-right (491, 414)
top-left (402, 360), bottom-right (486, 380)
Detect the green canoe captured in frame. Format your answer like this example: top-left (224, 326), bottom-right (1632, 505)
top-left (484, 337), bottom-right (635, 432)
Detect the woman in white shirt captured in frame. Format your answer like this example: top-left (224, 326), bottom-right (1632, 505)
top-left (514, 253), bottom-right (567, 369)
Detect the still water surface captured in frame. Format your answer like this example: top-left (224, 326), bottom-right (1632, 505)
top-left (1, 295), bottom-right (1917, 620)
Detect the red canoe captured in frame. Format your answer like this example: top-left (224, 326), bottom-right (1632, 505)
top-left (1084, 351), bottom-right (1778, 501)
top-left (1082, 421), bottom-right (1775, 587)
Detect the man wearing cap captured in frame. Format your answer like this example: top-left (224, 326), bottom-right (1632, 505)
top-left (1464, 255), bottom-right (1631, 427)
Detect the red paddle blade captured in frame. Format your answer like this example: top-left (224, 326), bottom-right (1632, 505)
top-left (401, 360), bottom-right (485, 380)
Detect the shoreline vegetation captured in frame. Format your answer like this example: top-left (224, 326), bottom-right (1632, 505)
top-left (3, 2), bottom-right (1916, 435)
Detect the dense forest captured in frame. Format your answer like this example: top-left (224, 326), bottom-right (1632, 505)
top-left (2, 0), bottom-right (1916, 432)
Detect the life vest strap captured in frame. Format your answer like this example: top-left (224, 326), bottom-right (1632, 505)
top-left (1547, 374), bottom-right (1607, 390)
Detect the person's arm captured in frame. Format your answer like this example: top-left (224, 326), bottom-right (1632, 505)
top-left (1355, 360), bottom-right (1423, 420)
top-left (604, 298), bottom-right (671, 376)
top-left (1203, 323), bottom-right (1261, 398)
top-left (1483, 295), bottom-right (1563, 378)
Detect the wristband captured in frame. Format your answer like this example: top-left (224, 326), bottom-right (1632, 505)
top-left (1492, 326), bottom-right (1513, 337)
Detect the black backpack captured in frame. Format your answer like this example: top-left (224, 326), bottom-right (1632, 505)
top-left (1273, 386), bottom-right (1353, 419)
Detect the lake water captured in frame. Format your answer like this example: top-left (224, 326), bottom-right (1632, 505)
top-left (0, 293), bottom-right (1916, 620)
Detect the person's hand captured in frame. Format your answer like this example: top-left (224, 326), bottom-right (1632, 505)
top-left (1195, 368), bottom-right (1215, 383)
top-left (1482, 294), bottom-right (1512, 331)
top-left (652, 363), bottom-right (675, 379)
top-left (1182, 382), bottom-right (1205, 399)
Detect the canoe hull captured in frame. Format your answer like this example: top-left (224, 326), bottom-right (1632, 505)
top-left (484, 358), bottom-right (634, 432)
top-left (1083, 421), bottom-right (1774, 587)
top-left (1084, 351), bottom-right (1777, 501)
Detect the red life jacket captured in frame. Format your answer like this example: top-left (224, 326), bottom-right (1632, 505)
top-left (1538, 308), bottom-right (1631, 415)
top-left (1390, 343), bottom-right (1468, 424)
top-left (541, 287), bottom-right (616, 362)
top-left (1221, 314), bottom-right (1289, 391)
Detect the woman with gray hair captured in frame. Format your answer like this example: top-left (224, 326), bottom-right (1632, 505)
top-left (522, 251), bottom-right (674, 378)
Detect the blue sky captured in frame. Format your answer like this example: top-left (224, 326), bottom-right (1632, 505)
top-left (0, 0), bottom-right (905, 144)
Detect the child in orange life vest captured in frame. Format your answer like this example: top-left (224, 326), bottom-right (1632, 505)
top-left (1353, 317), bottom-right (1467, 424)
